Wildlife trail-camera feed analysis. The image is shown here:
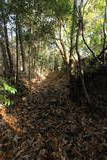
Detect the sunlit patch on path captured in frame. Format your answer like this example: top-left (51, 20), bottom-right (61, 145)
top-left (0, 72), bottom-right (107, 160)
top-left (0, 108), bottom-right (24, 135)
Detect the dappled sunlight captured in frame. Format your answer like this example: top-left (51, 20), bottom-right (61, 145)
top-left (0, 71), bottom-right (107, 159)
top-left (33, 70), bottom-right (50, 81)
top-left (0, 107), bottom-right (24, 135)
top-left (0, 0), bottom-right (107, 159)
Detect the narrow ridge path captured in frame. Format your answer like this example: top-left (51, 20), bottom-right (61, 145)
top-left (0, 72), bottom-right (107, 160)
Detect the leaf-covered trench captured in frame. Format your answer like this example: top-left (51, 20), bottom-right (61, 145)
top-left (0, 72), bottom-right (107, 160)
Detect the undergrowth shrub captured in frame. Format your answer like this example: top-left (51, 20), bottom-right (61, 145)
top-left (0, 78), bottom-right (17, 107)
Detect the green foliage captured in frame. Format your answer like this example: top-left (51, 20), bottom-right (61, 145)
top-left (0, 79), bottom-right (17, 107)
top-left (3, 82), bottom-right (17, 94)
top-left (0, 95), bottom-right (13, 106)
top-left (1, 0), bottom-right (106, 78)
top-left (49, 0), bottom-right (71, 16)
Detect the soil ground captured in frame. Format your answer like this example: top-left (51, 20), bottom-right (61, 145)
top-left (0, 72), bottom-right (107, 160)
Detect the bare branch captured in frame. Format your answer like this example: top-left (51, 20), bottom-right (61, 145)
top-left (81, 17), bottom-right (101, 63)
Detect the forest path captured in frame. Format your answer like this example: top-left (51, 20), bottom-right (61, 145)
top-left (0, 72), bottom-right (107, 160)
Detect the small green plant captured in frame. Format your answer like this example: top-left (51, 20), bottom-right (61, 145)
top-left (0, 79), bottom-right (17, 107)
top-left (3, 82), bottom-right (17, 94)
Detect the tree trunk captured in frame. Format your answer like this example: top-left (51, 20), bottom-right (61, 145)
top-left (75, 0), bottom-right (91, 106)
top-left (16, 14), bottom-right (19, 82)
top-left (0, 39), bottom-right (10, 77)
top-left (18, 20), bottom-right (25, 72)
top-left (103, 2), bottom-right (107, 64)
top-left (1, 0), bottom-right (14, 76)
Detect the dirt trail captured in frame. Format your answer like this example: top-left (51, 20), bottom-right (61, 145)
top-left (0, 72), bottom-right (107, 160)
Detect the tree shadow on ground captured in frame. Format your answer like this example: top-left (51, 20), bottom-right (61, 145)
top-left (0, 71), bottom-right (107, 160)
